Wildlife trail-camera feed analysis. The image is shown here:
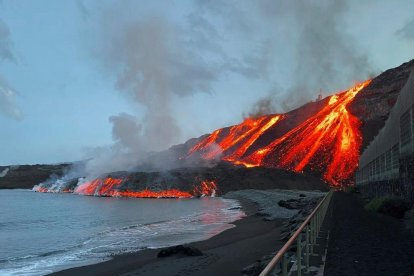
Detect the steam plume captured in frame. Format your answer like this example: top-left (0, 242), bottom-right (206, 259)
top-left (242, 0), bottom-right (372, 114)
top-left (0, 18), bottom-right (22, 120)
top-left (281, 0), bottom-right (371, 111)
top-left (397, 17), bottom-right (414, 40)
top-left (81, 6), bottom-right (255, 176)
top-left (78, 0), bottom-right (372, 177)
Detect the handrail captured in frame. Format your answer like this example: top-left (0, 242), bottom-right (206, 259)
top-left (260, 189), bottom-right (334, 276)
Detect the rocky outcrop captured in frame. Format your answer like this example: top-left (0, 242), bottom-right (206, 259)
top-left (157, 245), bottom-right (203, 258)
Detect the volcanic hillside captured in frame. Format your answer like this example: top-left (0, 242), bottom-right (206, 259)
top-left (180, 60), bottom-right (414, 186)
top-left (2, 60), bottom-right (413, 196)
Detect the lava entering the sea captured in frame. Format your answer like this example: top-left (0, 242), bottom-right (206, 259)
top-left (188, 80), bottom-right (372, 186)
top-left (34, 177), bottom-right (218, 198)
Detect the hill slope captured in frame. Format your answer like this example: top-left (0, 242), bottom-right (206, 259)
top-left (185, 60), bottom-right (414, 186)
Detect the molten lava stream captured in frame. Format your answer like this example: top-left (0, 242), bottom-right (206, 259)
top-left (188, 80), bottom-right (371, 186)
top-left (70, 177), bottom-right (218, 198)
top-left (74, 177), bottom-right (124, 196)
top-left (189, 115), bottom-right (283, 160)
top-left (112, 189), bottom-right (193, 198)
top-left (246, 80), bottom-right (371, 185)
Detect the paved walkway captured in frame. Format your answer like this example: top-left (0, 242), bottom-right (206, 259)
top-left (324, 192), bottom-right (414, 276)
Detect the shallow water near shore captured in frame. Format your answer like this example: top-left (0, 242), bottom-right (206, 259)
top-left (0, 189), bottom-right (244, 276)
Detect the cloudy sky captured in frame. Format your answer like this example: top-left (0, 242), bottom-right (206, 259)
top-left (0, 0), bottom-right (413, 165)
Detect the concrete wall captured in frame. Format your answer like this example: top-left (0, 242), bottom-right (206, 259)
top-left (357, 69), bottom-right (414, 185)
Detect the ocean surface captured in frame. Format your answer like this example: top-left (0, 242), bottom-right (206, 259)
top-left (0, 189), bottom-right (244, 275)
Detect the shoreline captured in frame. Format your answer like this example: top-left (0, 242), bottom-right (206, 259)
top-left (50, 195), bottom-right (285, 276)
top-left (49, 189), bottom-right (325, 276)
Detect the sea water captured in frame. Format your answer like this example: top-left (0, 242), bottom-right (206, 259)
top-left (0, 189), bottom-right (244, 275)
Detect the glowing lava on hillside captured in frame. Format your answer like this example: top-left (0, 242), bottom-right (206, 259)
top-left (188, 80), bottom-right (372, 186)
top-left (189, 115), bottom-right (283, 160)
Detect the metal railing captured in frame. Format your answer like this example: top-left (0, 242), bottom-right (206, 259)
top-left (260, 190), bottom-right (334, 276)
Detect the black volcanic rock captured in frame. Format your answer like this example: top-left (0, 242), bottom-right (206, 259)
top-left (110, 163), bottom-right (328, 196)
top-left (157, 245), bottom-right (203, 258)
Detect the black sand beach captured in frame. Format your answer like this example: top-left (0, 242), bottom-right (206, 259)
top-left (51, 197), bottom-right (285, 276)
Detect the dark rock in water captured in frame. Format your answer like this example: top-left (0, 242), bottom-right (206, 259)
top-left (299, 193), bottom-right (306, 197)
top-left (157, 245), bottom-right (203, 258)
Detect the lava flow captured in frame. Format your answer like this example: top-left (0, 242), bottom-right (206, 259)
top-left (189, 115), bottom-right (283, 160)
top-left (188, 80), bottom-right (372, 186)
top-left (35, 177), bottom-right (218, 198)
top-left (75, 177), bottom-right (124, 196)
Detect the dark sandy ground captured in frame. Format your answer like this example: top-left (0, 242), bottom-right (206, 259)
top-left (50, 197), bottom-right (285, 276)
top-left (325, 192), bottom-right (414, 276)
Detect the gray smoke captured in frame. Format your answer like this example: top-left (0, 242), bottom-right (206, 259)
top-left (0, 167), bottom-right (9, 177)
top-left (243, 0), bottom-right (372, 114)
top-left (243, 97), bottom-right (277, 118)
top-left (79, 4), bottom-right (261, 177)
top-left (76, 0), bottom-right (90, 21)
top-left (281, 0), bottom-right (371, 111)
top-left (84, 16), bottom-right (216, 175)
top-left (0, 18), bottom-right (22, 120)
top-left (397, 17), bottom-right (414, 40)
top-left (105, 17), bottom-right (215, 149)
top-left (76, 0), bottom-right (373, 177)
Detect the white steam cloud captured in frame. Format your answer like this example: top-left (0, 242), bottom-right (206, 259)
top-left (75, 0), bottom-right (373, 178)
top-left (246, 0), bottom-right (372, 114)
top-left (397, 17), bottom-right (414, 41)
top-left (0, 18), bottom-right (22, 120)
top-left (79, 4), bottom-right (260, 177)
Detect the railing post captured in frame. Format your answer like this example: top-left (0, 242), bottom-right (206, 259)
top-left (310, 218), bottom-right (314, 254)
top-left (297, 233), bottom-right (302, 276)
top-left (319, 210), bottom-right (322, 231)
top-left (259, 190), bottom-right (333, 276)
top-left (316, 210), bottom-right (319, 234)
top-left (282, 253), bottom-right (288, 276)
top-left (305, 225), bottom-right (310, 271)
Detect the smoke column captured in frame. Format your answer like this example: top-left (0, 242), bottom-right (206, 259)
top-left (241, 0), bottom-right (372, 114)
top-left (0, 18), bottom-right (22, 120)
top-left (77, 0), bottom-right (373, 178)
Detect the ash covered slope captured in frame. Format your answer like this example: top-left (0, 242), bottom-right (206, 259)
top-left (185, 60), bottom-right (414, 186)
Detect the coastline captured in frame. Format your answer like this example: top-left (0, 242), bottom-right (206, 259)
top-left (50, 196), bottom-right (285, 276)
top-left (50, 189), bottom-right (325, 276)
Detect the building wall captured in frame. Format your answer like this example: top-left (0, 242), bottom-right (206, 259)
top-left (356, 70), bottom-right (414, 186)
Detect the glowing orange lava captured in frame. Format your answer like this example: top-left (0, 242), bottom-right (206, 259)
top-left (74, 177), bottom-right (124, 196)
top-left (36, 177), bottom-right (218, 198)
top-left (111, 189), bottom-right (192, 198)
top-left (192, 180), bottom-right (217, 196)
top-left (189, 115), bottom-right (283, 160)
top-left (188, 80), bottom-right (371, 186)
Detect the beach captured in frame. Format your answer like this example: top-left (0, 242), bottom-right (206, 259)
top-left (51, 189), bottom-right (324, 276)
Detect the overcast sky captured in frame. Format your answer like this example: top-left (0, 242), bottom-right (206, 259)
top-left (0, 0), bottom-right (413, 165)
